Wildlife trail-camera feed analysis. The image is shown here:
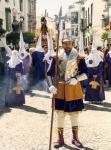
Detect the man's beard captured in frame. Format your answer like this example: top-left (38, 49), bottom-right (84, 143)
top-left (64, 47), bottom-right (71, 55)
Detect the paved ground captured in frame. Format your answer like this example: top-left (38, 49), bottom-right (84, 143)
top-left (0, 87), bottom-right (111, 150)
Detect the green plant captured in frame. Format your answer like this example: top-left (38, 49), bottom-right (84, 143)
top-left (6, 32), bottom-right (35, 47)
top-left (101, 29), bottom-right (108, 43)
top-left (0, 28), bottom-right (6, 37)
top-left (6, 32), bottom-right (19, 46)
top-left (23, 32), bottom-right (35, 44)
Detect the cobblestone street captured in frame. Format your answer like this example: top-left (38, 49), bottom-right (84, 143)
top-left (0, 88), bottom-right (111, 150)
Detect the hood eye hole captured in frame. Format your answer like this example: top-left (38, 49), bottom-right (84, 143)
top-left (89, 60), bottom-right (93, 64)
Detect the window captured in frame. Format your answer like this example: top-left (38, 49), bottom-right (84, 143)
top-left (20, 0), bottom-right (23, 11)
top-left (13, 0), bottom-right (15, 6)
top-left (91, 3), bottom-right (93, 24)
top-left (72, 30), bottom-right (74, 35)
top-left (55, 22), bottom-right (59, 30)
top-left (5, 8), bottom-right (11, 31)
top-left (85, 38), bottom-right (87, 46)
top-left (88, 36), bottom-right (90, 44)
top-left (71, 12), bottom-right (78, 24)
top-left (63, 21), bottom-right (65, 30)
top-left (28, 0), bottom-right (31, 14)
top-left (85, 11), bottom-right (87, 26)
top-left (71, 26), bottom-right (78, 37)
top-left (88, 8), bottom-right (90, 25)
top-left (74, 26), bottom-right (78, 36)
top-left (34, 0), bottom-right (36, 10)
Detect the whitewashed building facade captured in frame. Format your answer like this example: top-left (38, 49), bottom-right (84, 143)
top-left (0, 0), bottom-right (36, 32)
top-left (82, 0), bottom-right (106, 46)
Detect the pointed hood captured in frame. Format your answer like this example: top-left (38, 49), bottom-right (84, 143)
top-left (7, 50), bottom-right (22, 68)
top-left (47, 34), bottom-right (55, 55)
top-left (19, 32), bottom-right (28, 59)
top-left (36, 34), bottom-right (42, 49)
top-left (35, 34), bottom-right (44, 52)
top-left (85, 34), bottom-right (103, 67)
top-left (91, 34), bottom-right (97, 52)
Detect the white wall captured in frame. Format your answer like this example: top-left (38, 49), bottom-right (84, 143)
top-left (0, 0), bottom-right (13, 29)
top-left (84, 0), bottom-right (106, 46)
top-left (58, 3), bottom-right (80, 43)
top-left (92, 0), bottom-right (106, 46)
top-left (23, 0), bottom-right (28, 31)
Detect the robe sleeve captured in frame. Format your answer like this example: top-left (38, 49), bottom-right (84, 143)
top-left (78, 58), bottom-right (87, 75)
top-left (47, 57), bottom-right (56, 77)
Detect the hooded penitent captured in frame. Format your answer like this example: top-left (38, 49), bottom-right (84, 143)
top-left (19, 31), bottom-right (29, 59)
top-left (85, 34), bottom-right (103, 68)
top-left (7, 50), bottom-right (22, 68)
top-left (31, 16), bottom-right (55, 84)
top-left (84, 34), bottom-right (105, 102)
top-left (35, 34), bottom-right (44, 52)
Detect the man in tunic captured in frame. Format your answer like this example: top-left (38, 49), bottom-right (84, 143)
top-left (47, 39), bottom-right (84, 149)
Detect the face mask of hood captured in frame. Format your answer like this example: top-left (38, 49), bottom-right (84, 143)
top-left (8, 50), bottom-right (22, 68)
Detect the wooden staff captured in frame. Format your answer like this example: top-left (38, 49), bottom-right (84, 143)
top-left (39, 15), bottom-right (60, 150)
top-left (39, 16), bottom-right (55, 150)
top-left (48, 22), bottom-right (60, 150)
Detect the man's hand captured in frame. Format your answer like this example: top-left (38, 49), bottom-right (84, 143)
top-left (68, 78), bottom-right (78, 85)
top-left (49, 85), bottom-right (57, 94)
